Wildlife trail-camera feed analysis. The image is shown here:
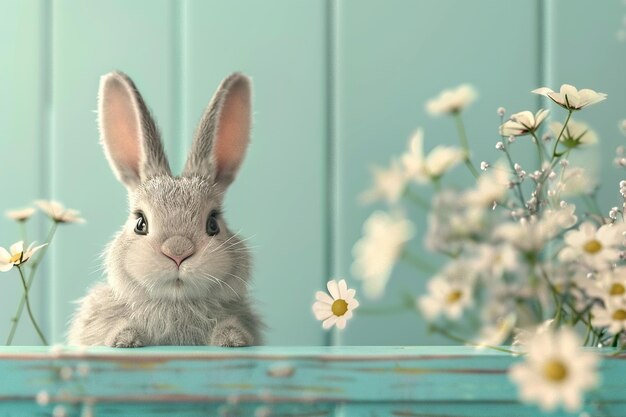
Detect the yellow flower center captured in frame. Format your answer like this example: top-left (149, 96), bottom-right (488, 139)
top-left (610, 283), bottom-right (626, 296)
top-left (331, 299), bottom-right (348, 317)
top-left (543, 359), bottom-right (568, 382)
top-left (583, 239), bottom-right (603, 254)
top-left (612, 309), bottom-right (626, 321)
top-left (9, 252), bottom-right (23, 264)
top-left (446, 290), bottom-right (463, 304)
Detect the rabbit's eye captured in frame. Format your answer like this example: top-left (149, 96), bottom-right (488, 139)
top-left (134, 213), bottom-right (148, 235)
top-left (206, 211), bottom-right (220, 236)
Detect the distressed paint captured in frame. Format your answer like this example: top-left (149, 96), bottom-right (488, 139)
top-left (0, 347), bottom-right (624, 416)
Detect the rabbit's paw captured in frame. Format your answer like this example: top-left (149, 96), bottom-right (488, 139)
top-left (110, 328), bottom-right (145, 348)
top-left (211, 324), bottom-right (252, 347)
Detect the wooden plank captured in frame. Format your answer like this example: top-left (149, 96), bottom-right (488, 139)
top-left (49, 0), bottom-right (177, 343)
top-left (183, 0), bottom-right (329, 345)
top-left (333, 0), bottom-right (542, 345)
top-left (0, 346), bottom-right (622, 415)
top-left (549, 0), bottom-right (626, 212)
top-left (0, 0), bottom-right (47, 345)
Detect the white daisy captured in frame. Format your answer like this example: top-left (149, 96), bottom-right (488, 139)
top-left (463, 162), bottom-right (510, 208)
top-left (509, 327), bottom-right (599, 412)
top-left (35, 200), bottom-right (85, 224)
top-left (471, 244), bottom-right (519, 279)
top-left (473, 313), bottom-right (516, 348)
top-left (351, 211), bottom-right (414, 298)
top-left (559, 222), bottom-right (625, 270)
top-left (532, 84), bottom-right (607, 111)
top-left (400, 128), bottom-right (464, 183)
top-left (591, 299), bottom-right (626, 335)
top-left (550, 119), bottom-right (598, 148)
top-left (554, 166), bottom-right (596, 197)
top-left (493, 216), bottom-right (554, 253)
top-left (499, 109), bottom-right (549, 137)
top-left (426, 84), bottom-right (477, 116)
top-left (5, 207), bottom-right (36, 222)
top-left (360, 159), bottom-right (408, 205)
top-left (418, 262), bottom-right (475, 321)
top-left (0, 241), bottom-right (47, 272)
top-left (312, 279), bottom-right (359, 330)
top-left (580, 266), bottom-right (626, 303)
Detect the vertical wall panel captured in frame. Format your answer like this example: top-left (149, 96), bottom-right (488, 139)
top-left (50, 0), bottom-right (177, 343)
top-left (550, 0), bottom-right (626, 213)
top-left (334, 0), bottom-right (543, 345)
top-left (184, 1), bottom-right (328, 345)
top-left (0, 0), bottom-right (46, 345)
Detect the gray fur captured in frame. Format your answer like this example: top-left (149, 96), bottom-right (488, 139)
top-left (68, 72), bottom-right (261, 347)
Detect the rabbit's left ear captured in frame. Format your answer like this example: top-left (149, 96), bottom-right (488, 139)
top-left (182, 73), bottom-right (251, 186)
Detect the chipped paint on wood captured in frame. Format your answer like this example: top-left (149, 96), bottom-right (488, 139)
top-left (0, 347), bottom-right (624, 416)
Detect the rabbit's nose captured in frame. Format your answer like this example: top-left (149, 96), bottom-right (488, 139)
top-left (161, 236), bottom-right (195, 268)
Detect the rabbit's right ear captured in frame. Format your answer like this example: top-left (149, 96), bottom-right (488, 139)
top-left (98, 71), bottom-right (171, 189)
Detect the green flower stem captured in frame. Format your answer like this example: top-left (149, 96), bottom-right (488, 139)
top-left (501, 141), bottom-right (526, 207)
top-left (19, 222), bottom-right (27, 243)
top-left (6, 222), bottom-right (57, 345)
top-left (401, 250), bottom-right (437, 274)
top-left (429, 324), bottom-right (518, 355)
top-left (551, 109), bottom-right (573, 161)
top-left (403, 187), bottom-right (430, 210)
top-left (530, 131), bottom-right (548, 164)
top-left (453, 112), bottom-right (479, 178)
top-left (16, 266), bottom-right (47, 345)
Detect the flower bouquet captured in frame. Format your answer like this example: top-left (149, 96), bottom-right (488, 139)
top-left (1, 201), bottom-right (84, 345)
top-left (314, 83), bottom-right (625, 412)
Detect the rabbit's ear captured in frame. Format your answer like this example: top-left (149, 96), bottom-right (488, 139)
top-left (182, 73), bottom-right (251, 186)
top-left (98, 71), bottom-right (171, 189)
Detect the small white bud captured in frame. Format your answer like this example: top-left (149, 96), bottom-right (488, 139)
top-left (480, 161), bottom-right (490, 171)
top-left (620, 180), bottom-right (626, 187)
top-left (547, 190), bottom-right (556, 197)
top-left (560, 200), bottom-right (568, 208)
top-left (53, 405), bottom-right (67, 417)
top-left (508, 136), bottom-right (516, 144)
top-left (36, 390), bottom-right (50, 406)
top-left (497, 107), bottom-right (506, 116)
top-left (514, 163), bottom-right (522, 172)
top-left (548, 171), bottom-right (557, 180)
top-left (59, 366), bottom-right (73, 381)
top-left (560, 159), bottom-right (569, 167)
top-left (586, 272), bottom-right (595, 279)
top-left (496, 141), bottom-right (505, 151)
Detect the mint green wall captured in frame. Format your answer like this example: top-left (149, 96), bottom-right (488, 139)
top-left (0, 0), bottom-right (623, 346)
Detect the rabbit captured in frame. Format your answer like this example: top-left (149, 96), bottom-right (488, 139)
top-left (67, 71), bottom-right (262, 347)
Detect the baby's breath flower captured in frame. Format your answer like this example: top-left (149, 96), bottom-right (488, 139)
top-left (426, 84), bottom-right (477, 116)
top-left (35, 200), bottom-right (85, 224)
top-left (532, 84), bottom-right (607, 111)
top-left (509, 327), bottom-right (599, 412)
top-left (497, 107), bottom-right (506, 116)
top-left (5, 207), bottom-right (36, 222)
top-left (495, 141), bottom-right (505, 151)
top-left (480, 161), bottom-right (490, 171)
top-left (312, 279), bottom-right (359, 330)
top-left (0, 241), bottom-right (47, 272)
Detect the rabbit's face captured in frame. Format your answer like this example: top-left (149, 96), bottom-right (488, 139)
top-left (98, 71), bottom-right (252, 302)
top-left (107, 175), bottom-right (250, 301)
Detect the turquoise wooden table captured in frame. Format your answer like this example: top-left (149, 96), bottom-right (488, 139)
top-left (0, 347), bottom-right (624, 417)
